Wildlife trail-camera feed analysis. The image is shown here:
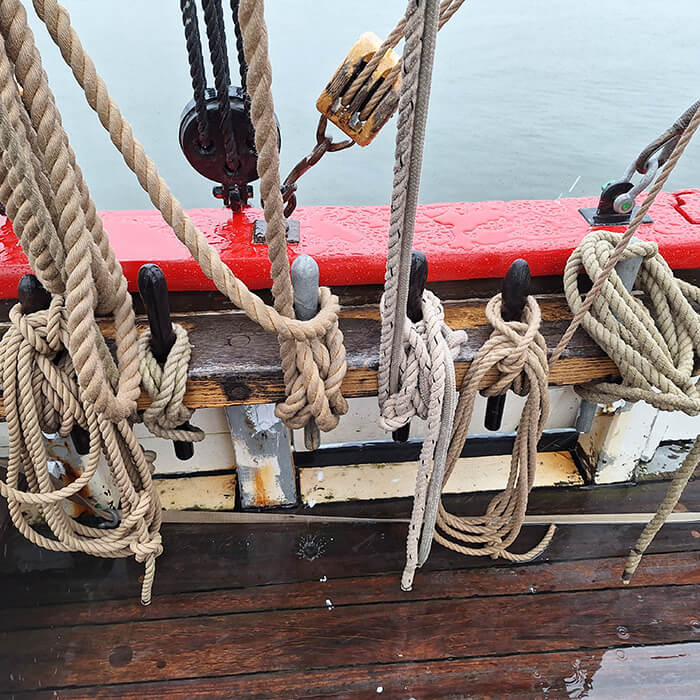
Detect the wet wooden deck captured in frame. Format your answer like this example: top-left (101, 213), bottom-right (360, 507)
top-left (1, 476), bottom-right (699, 699)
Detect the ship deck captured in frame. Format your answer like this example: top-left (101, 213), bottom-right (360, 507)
top-left (1, 474), bottom-right (699, 699)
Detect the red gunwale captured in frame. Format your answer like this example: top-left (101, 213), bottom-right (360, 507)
top-left (1, 189), bottom-right (698, 298)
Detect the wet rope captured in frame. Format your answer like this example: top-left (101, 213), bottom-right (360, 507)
top-left (0, 1), bottom-right (163, 603)
top-left (564, 231), bottom-right (700, 582)
top-left (433, 296), bottom-right (556, 561)
top-left (32, 0), bottom-right (348, 433)
top-left (376, 0), bottom-right (467, 590)
top-left (138, 326), bottom-right (205, 443)
top-left (179, 0), bottom-right (212, 150)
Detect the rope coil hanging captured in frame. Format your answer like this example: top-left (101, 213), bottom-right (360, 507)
top-left (0, 0), bottom-right (162, 604)
top-left (0, 0), bottom-right (350, 604)
top-left (551, 101), bottom-right (700, 582)
top-left (434, 295), bottom-right (556, 561)
top-left (564, 229), bottom-right (700, 582)
top-left (376, 0), bottom-right (468, 590)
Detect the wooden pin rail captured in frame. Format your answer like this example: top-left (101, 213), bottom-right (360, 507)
top-left (0, 294), bottom-right (619, 418)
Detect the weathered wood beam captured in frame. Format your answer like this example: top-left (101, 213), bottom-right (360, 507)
top-left (0, 296), bottom-right (620, 417)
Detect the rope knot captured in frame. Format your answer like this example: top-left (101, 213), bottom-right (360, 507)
top-left (274, 287), bottom-right (349, 431)
top-left (379, 290), bottom-right (466, 432)
top-left (479, 295), bottom-right (547, 399)
top-left (130, 532), bottom-right (164, 563)
top-left (4, 297), bottom-right (86, 437)
top-left (138, 324), bottom-right (204, 443)
top-left (565, 230), bottom-right (700, 415)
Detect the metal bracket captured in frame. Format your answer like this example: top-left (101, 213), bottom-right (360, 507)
top-left (579, 205), bottom-right (653, 226)
top-left (579, 180), bottom-right (653, 226)
top-left (252, 219), bottom-right (300, 245)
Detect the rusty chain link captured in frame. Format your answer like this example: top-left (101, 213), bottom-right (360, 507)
top-left (281, 115), bottom-right (354, 217)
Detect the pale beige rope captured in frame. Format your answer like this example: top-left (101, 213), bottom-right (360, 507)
top-left (433, 295), bottom-right (556, 561)
top-left (375, 0), bottom-right (463, 590)
top-left (563, 230), bottom-right (700, 582)
top-left (138, 326), bottom-right (204, 443)
top-left (0, 1), bottom-right (179, 603)
top-left (377, 291), bottom-right (466, 590)
top-left (549, 102), bottom-right (700, 371)
top-left (544, 101), bottom-right (700, 582)
top-left (0, 297), bottom-right (162, 605)
top-left (0, 0), bottom-right (141, 422)
top-left (32, 0), bottom-right (348, 432)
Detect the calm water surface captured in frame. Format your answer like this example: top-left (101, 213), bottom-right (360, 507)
top-left (26, 1), bottom-right (700, 211)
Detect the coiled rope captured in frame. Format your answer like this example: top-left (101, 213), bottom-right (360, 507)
top-left (0, 298), bottom-right (162, 604)
top-left (564, 230), bottom-right (700, 582)
top-left (551, 101), bottom-right (700, 581)
top-left (431, 103), bottom-right (700, 576)
top-left (433, 296), bottom-right (556, 561)
top-left (0, 0), bottom-right (349, 603)
top-left (0, 0), bottom-right (162, 604)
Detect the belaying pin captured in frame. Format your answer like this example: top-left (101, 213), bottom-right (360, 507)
top-left (484, 259), bottom-right (531, 432)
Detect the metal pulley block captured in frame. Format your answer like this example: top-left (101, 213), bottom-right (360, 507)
top-left (179, 86), bottom-right (279, 210)
top-left (317, 32), bottom-right (401, 147)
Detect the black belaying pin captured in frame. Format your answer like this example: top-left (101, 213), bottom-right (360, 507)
top-left (137, 264), bottom-right (195, 460)
top-left (393, 250), bottom-right (428, 443)
top-left (484, 259), bottom-right (531, 432)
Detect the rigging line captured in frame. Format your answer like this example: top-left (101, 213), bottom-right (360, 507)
top-left (201, 0), bottom-right (238, 172)
top-left (179, 0), bottom-right (212, 150)
top-left (229, 0), bottom-right (248, 97)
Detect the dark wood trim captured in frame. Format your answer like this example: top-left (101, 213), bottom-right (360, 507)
top-left (293, 428), bottom-right (579, 467)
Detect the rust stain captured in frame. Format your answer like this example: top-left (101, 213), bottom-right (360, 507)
top-left (252, 459), bottom-right (282, 508)
top-left (56, 454), bottom-right (92, 519)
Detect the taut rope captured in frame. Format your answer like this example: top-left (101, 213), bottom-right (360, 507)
top-left (31, 0), bottom-right (348, 433)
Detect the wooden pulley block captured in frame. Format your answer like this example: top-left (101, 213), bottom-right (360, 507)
top-left (317, 32), bottom-right (401, 146)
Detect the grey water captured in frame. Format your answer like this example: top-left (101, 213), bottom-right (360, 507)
top-left (27, 0), bottom-right (700, 212)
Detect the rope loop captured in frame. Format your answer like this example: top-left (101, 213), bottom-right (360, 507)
top-left (379, 290), bottom-right (466, 432)
top-left (138, 324), bottom-right (204, 443)
top-left (434, 293), bottom-right (553, 562)
top-left (564, 230), bottom-right (700, 414)
top-left (563, 228), bottom-right (700, 582)
top-left (274, 287), bottom-right (348, 431)
top-left (0, 294), bottom-right (162, 602)
top-left (478, 295), bottom-right (545, 400)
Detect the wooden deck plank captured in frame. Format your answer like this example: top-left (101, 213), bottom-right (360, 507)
top-left (2, 584), bottom-right (699, 692)
top-left (19, 643), bottom-right (700, 700)
top-left (2, 478), bottom-right (699, 608)
top-left (2, 550), bottom-right (698, 633)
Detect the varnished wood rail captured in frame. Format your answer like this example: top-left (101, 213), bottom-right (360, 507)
top-left (0, 295), bottom-right (619, 417)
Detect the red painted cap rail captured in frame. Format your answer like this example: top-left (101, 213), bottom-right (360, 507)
top-left (0, 190), bottom-right (698, 298)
